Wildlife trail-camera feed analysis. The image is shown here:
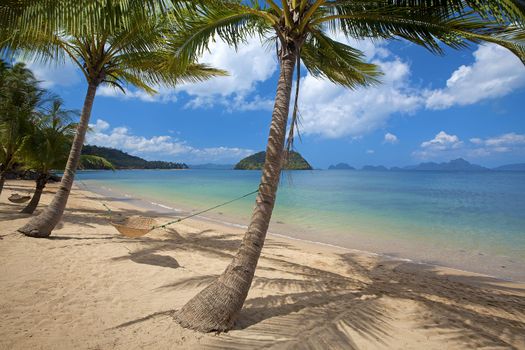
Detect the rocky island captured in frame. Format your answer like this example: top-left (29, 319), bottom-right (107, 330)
top-left (234, 151), bottom-right (312, 170)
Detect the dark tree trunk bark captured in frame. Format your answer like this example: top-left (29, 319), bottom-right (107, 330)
top-left (21, 173), bottom-right (48, 214)
top-left (18, 83), bottom-right (98, 237)
top-left (175, 49), bottom-right (297, 332)
top-left (0, 171), bottom-right (5, 196)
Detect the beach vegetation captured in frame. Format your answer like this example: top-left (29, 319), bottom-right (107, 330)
top-left (0, 61), bottom-right (42, 196)
top-left (19, 98), bottom-right (79, 214)
top-left (1, 1), bottom-right (225, 237)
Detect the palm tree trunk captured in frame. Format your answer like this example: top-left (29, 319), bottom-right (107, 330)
top-left (18, 83), bottom-right (98, 237)
top-left (175, 49), bottom-right (297, 332)
top-left (0, 171), bottom-right (6, 196)
top-left (21, 173), bottom-right (48, 214)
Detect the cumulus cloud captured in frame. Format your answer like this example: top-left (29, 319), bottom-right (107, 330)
top-left (86, 119), bottom-right (253, 163)
top-left (95, 35), bottom-right (277, 109)
top-left (412, 131), bottom-right (463, 159)
top-left (179, 36), bottom-right (277, 98)
top-left (425, 44), bottom-right (525, 109)
top-left (384, 132), bottom-right (399, 144)
top-left (298, 59), bottom-right (421, 138)
top-left (413, 131), bottom-right (525, 159)
top-left (421, 131), bottom-right (463, 150)
top-left (22, 38), bottom-right (525, 141)
top-left (468, 133), bottom-right (525, 156)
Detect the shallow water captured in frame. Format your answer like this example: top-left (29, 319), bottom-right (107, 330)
top-left (78, 169), bottom-right (525, 281)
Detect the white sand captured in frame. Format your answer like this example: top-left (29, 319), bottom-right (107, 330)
top-left (1, 180), bottom-right (524, 349)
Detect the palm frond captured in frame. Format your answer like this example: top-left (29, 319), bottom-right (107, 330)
top-left (79, 155), bottom-right (115, 171)
top-left (301, 30), bottom-right (382, 88)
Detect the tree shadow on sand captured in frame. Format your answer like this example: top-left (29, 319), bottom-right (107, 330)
top-left (116, 243), bottom-right (525, 349)
top-left (4, 197), bottom-right (523, 349)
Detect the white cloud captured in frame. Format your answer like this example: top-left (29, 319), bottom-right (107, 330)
top-left (384, 132), bottom-right (398, 144)
top-left (468, 133), bottom-right (525, 156)
top-left (97, 85), bottom-right (178, 103)
top-left (298, 54), bottom-right (422, 138)
top-left (20, 38), bottom-right (525, 142)
top-left (86, 119), bottom-right (253, 163)
top-left (425, 44), bottom-right (525, 109)
top-left (413, 131), bottom-right (463, 159)
top-left (91, 119), bottom-right (110, 132)
top-left (421, 131), bottom-right (463, 150)
top-left (23, 58), bottom-right (81, 88)
top-left (366, 149), bottom-right (375, 154)
top-left (96, 35), bottom-right (277, 109)
top-left (180, 36), bottom-right (277, 98)
top-left (413, 131), bottom-right (525, 159)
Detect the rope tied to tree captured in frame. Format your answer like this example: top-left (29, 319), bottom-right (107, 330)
top-left (79, 180), bottom-right (258, 236)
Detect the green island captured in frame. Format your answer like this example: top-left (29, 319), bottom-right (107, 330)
top-left (81, 145), bottom-right (188, 170)
top-left (234, 151), bottom-right (312, 170)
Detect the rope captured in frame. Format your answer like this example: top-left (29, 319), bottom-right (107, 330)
top-left (154, 189), bottom-right (259, 229)
top-left (77, 179), bottom-right (258, 231)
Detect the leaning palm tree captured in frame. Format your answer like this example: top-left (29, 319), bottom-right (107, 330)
top-left (19, 98), bottom-right (78, 214)
top-left (0, 2), bottom-right (225, 237)
top-left (0, 62), bottom-right (42, 196)
top-left (169, 0), bottom-right (525, 332)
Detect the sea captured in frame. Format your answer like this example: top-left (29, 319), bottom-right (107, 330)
top-left (77, 169), bottom-right (525, 281)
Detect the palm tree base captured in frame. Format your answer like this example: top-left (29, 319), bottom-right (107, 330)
top-left (17, 221), bottom-right (52, 238)
top-left (174, 278), bottom-right (246, 333)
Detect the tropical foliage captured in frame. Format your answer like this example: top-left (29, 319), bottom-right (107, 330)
top-left (81, 145), bottom-right (188, 170)
top-left (0, 1), bottom-right (225, 237)
top-left (18, 98), bottom-right (79, 214)
top-left (0, 61), bottom-right (43, 195)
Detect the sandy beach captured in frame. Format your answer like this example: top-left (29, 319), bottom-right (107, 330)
top-left (1, 179), bottom-right (524, 349)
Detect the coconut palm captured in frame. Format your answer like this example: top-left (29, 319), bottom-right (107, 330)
top-left (0, 61), bottom-right (42, 196)
top-left (19, 98), bottom-right (78, 214)
top-left (0, 2), bottom-right (226, 237)
top-left (168, 0), bottom-right (525, 332)
top-left (79, 155), bottom-right (115, 171)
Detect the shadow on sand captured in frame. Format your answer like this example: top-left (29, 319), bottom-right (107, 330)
top-left (2, 189), bottom-right (524, 349)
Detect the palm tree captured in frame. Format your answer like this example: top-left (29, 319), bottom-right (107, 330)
top-left (19, 98), bottom-right (78, 214)
top-left (0, 2), bottom-right (225, 237)
top-left (169, 1), bottom-right (525, 332)
top-left (0, 61), bottom-right (42, 196)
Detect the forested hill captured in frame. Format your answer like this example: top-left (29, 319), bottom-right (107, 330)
top-left (234, 151), bottom-right (312, 170)
top-left (81, 145), bottom-right (188, 169)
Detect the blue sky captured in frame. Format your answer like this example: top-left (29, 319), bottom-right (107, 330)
top-left (22, 35), bottom-right (525, 168)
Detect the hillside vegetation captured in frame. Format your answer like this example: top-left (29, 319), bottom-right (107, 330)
top-left (234, 151), bottom-right (312, 170)
top-left (81, 145), bottom-right (188, 169)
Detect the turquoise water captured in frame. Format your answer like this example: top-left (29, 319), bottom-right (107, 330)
top-left (78, 169), bottom-right (525, 280)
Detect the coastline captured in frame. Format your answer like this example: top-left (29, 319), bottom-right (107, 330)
top-left (81, 178), bottom-right (525, 282)
top-left (1, 180), bottom-right (524, 349)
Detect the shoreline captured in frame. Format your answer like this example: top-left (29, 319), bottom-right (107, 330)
top-left (81, 179), bottom-right (525, 283)
top-left (1, 180), bottom-right (524, 349)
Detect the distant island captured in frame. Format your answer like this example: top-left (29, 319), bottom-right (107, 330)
top-left (328, 163), bottom-right (355, 170)
top-left (492, 163), bottom-right (525, 172)
top-left (403, 158), bottom-right (488, 172)
top-left (234, 151), bottom-right (312, 170)
top-left (327, 158), bottom-right (525, 172)
top-left (81, 145), bottom-right (188, 170)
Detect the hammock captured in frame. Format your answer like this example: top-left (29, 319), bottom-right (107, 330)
top-left (8, 194), bottom-right (31, 203)
top-left (100, 189), bottom-right (259, 238)
top-left (110, 216), bottom-right (158, 238)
